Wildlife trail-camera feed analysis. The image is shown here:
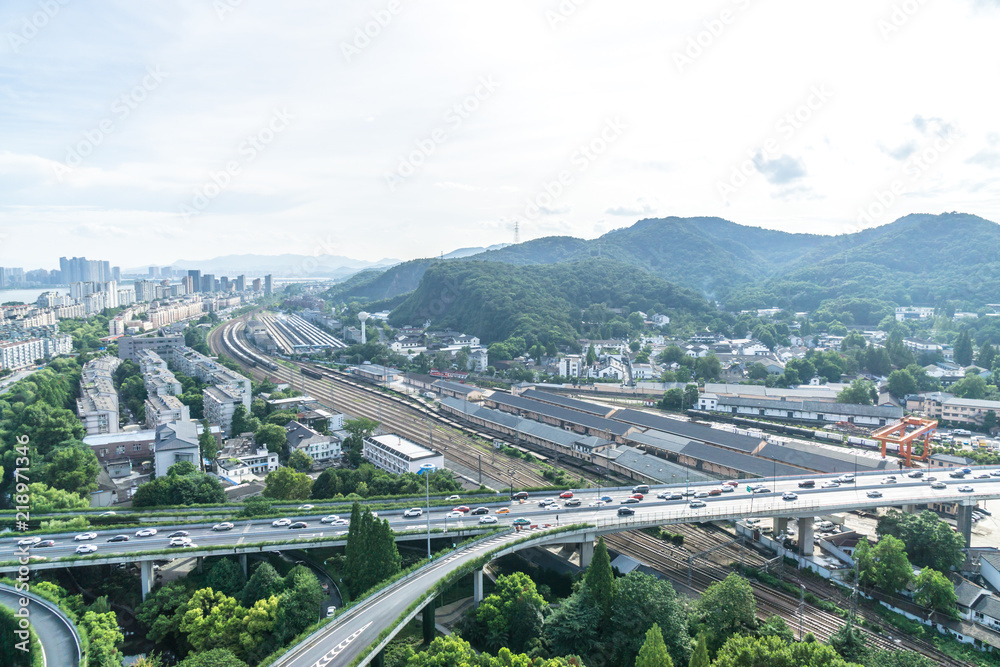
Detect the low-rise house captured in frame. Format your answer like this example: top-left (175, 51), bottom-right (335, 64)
top-left (153, 421), bottom-right (201, 478)
top-left (214, 434), bottom-right (279, 483)
top-left (285, 420), bottom-right (342, 462)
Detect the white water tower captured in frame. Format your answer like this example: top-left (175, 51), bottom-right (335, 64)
top-left (358, 311), bottom-right (369, 345)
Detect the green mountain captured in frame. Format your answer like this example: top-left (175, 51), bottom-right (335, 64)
top-left (388, 259), bottom-right (711, 346)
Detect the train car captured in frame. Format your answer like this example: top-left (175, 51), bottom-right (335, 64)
top-left (301, 367), bottom-right (324, 380)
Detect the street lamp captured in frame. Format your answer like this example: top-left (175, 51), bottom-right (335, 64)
top-left (419, 463), bottom-right (436, 559)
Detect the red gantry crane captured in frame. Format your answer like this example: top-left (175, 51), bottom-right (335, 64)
top-left (871, 416), bottom-right (937, 467)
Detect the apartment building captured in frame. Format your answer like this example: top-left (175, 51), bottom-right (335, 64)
top-left (362, 433), bottom-right (443, 475)
top-left (203, 385), bottom-right (243, 437)
top-left (76, 356), bottom-right (122, 435)
top-left (284, 420), bottom-right (342, 462)
top-left (144, 393), bottom-right (190, 428)
top-left (0, 338), bottom-right (46, 370)
top-left (214, 434), bottom-right (279, 483)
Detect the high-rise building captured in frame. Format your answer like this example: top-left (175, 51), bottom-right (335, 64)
top-left (149, 266), bottom-right (160, 278)
top-left (134, 280), bottom-right (157, 303)
top-left (112, 266), bottom-right (121, 282)
top-left (188, 270), bottom-right (201, 292)
top-left (264, 274), bottom-right (273, 295)
top-left (201, 274), bottom-right (215, 293)
top-left (252, 278), bottom-right (261, 291)
top-left (0, 268), bottom-right (5, 289)
top-left (236, 275), bottom-right (246, 291)
top-left (220, 276), bottom-right (230, 292)
top-left (182, 275), bottom-right (194, 294)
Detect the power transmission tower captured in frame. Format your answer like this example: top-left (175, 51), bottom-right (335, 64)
top-left (514, 221), bottom-right (520, 245)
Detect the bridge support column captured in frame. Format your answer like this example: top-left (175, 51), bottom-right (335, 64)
top-left (579, 539), bottom-right (594, 569)
top-left (140, 560), bottom-right (154, 601)
top-left (422, 597), bottom-right (436, 645)
top-left (797, 517), bottom-right (814, 557)
top-left (957, 503), bottom-right (974, 548)
top-left (902, 504), bottom-right (918, 514)
top-left (473, 569), bottom-right (484, 605)
top-left (240, 553), bottom-right (248, 577)
top-left (196, 557), bottom-right (204, 574)
top-left (775, 517), bottom-right (788, 537)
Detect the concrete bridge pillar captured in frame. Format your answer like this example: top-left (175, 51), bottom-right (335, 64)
top-left (240, 553), bottom-right (248, 577)
top-left (775, 517), bottom-right (789, 537)
top-left (956, 503), bottom-right (974, 548)
top-left (579, 539), bottom-right (594, 569)
top-left (196, 556), bottom-right (204, 573)
top-left (473, 568), bottom-right (484, 605)
top-left (140, 560), bottom-right (154, 601)
top-left (797, 517), bottom-right (814, 557)
top-left (902, 504), bottom-right (918, 514)
top-left (422, 596), bottom-right (436, 645)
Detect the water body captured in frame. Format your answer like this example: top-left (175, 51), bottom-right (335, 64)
top-left (0, 287), bottom-right (69, 304)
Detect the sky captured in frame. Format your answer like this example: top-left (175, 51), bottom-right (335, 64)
top-left (2, 0), bottom-right (1000, 270)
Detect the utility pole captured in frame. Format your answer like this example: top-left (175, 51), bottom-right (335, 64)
top-left (478, 454), bottom-right (482, 485)
top-left (798, 584), bottom-right (805, 641)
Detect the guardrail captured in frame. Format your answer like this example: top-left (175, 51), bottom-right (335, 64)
top-left (0, 582), bottom-right (83, 667)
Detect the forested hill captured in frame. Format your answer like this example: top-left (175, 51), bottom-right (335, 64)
top-left (325, 212), bottom-right (1000, 313)
top-left (388, 259), bottom-right (711, 346)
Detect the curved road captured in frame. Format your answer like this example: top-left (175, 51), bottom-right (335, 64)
top-left (0, 584), bottom-right (81, 667)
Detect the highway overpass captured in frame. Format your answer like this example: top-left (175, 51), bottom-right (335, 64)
top-left (0, 583), bottom-right (82, 667)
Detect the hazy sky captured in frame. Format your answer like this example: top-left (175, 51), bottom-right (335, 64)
top-left (2, 0), bottom-right (999, 269)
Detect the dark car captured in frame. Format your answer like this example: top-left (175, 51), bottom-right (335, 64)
top-left (907, 471), bottom-right (924, 478)
top-left (168, 531), bottom-right (189, 538)
top-left (512, 491), bottom-right (529, 500)
top-left (34, 540), bottom-right (56, 548)
top-left (470, 507), bottom-right (490, 515)
top-left (620, 497), bottom-right (640, 504)
top-left (289, 522), bottom-right (308, 529)
top-left (798, 480), bottom-right (816, 488)
top-left (617, 507), bottom-right (635, 517)
top-left (107, 535), bottom-right (129, 542)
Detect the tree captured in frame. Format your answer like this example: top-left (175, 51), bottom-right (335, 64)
top-left (837, 379), bottom-right (876, 406)
top-left (876, 510), bottom-right (964, 572)
top-left (256, 423), bottom-right (287, 455)
top-left (40, 442), bottom-right (100, 497)
top-left (275, 566), bottom-right (324, 644)
top-left (243, 562), bottom-right (284, 606)
top-left (136, 582), bottom-right (191, 648)
top-left (913, 567), bottom-right (957, 615)
top-left (586, 343), bottom-right (597, 366)
top-left (28, 482), bottom-right (90, 512)
top-left (635, 623), bottom-right (673, 667)
top-left (132, 464), bottom-right (226, 507)
top-left (288, 449), bottom-right (313, 471)
top-left (955, 330), bottom-right (974, 366)
top-left (864, 649), bottom-right (935, 667)
top-left (872, 535), bottom-right (913, 594)
top-left (694, 573), bottom-right (756, 652)
top-left (178, 588), bottom-right (245, 654)
top-left (239, 496), bottom-right (273, 518)
top-left (584, 537), bottom-right (615, 618)
top-left (694, 355), bottom-right (722, 382)
top-left (542, 584), bottom-right (602, 659)
top-left (978, 342), bottom-right (996, 371)
top-left (609, 572), bottom-right (690, 667)
top-left (747, 362), bottom-right (769, 380)
top-left (0, 604), bottom-right (35, 666)
top-left (199, 421), bottom-right (219, 460)
top-left (712, 634), bottom-right (856, 667)
top-left (828, 622), bottom-right (867, 663)
top-left (263, 467), bottom-right (312, 500)
top-left (177, 649), bottom-right (248, 667)
top-left (854, 539), bottom-right (876, 591)
top-left (207, 558), bottom-right (247, 597)
top-left (231, 404), bottom-right (254, 435)
top-left (659, 388), bottom-right (683, 410)
top-left (688, 634), bottom-right (709, 667)
top-left (81, 610), bottom-right (124, 667)
top-left (985, 410), bottom-right (998, 433)
top-left (757, 615), bottom-right (794, 644)
top-left (474, 572), bottom-right (548, 652)
top-left (951, 373), bottom-right (989, 400)
top-left (682, 384), bottom-right (699, 410)
top-left (886, 369), bottom-right (917, 399)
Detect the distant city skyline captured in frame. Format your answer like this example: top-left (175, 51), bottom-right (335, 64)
top-left (2, 2), bottom-right (1000, 268)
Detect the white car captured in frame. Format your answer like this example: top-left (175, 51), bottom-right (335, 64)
top-left (17, 536), bottom-right (41, 547)
top-left (273, 518), bottom-right (293, 527)
top-left (332, 519), bottom-right (349, 526)
top-left (99, 511), bottom-right (116, 516)
top-left (319, 516), bottom-right (339, 524)
top-left (74, 533), bottom-right (98, 541)
top-left (136, 528), bottom-right (158, 537)
top-left (821, 481), bottom-right (840, 489)
top-left (446, 511), bottom-right (464, 519)
top-left (589, 500), bottom-right (605, 507)
top-left (212, 522), bottom-right (235, 531)
top-left (880, 478), bottom-right (897, 485)
top-left (782, 492), bottom-right (798, 501)
top-left (403, 508), bottom-right (422, 518)
top-left (326, 605), bottom-right (337, 617)
top-left (479, 515), bottom-right (499, 525)
top-left (169, 537), bottom-right (192, 547)
top-left (298, 504), bottom-right (315, 511)
top-left (75, 544), bottom-right (98, 555)
top-left (694, 491), bottom-right (709, 498)
top-left (446, 495), bottom-right (461, 501)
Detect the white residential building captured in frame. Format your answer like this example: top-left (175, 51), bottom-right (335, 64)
top-left (284, 420), bottom-right (342, 462)
top-left (153, 421), bottom-right (201, 478)
top-left (558, 354), bottom-right (583, 378)
top-left (144, 393), bottom-right (190, 428)
top-left (203, 385), bottom-right (244, 437)
top-left (214, 434), bottom-right (279, 483)
top-left (895, 306), bottom-right (935, 321)
top-left (77, 356), bottom-right (121, 436)
top-left (0, 338), bottom-right (46, 370)
top-left (362, 433), bottom-right (443, 475)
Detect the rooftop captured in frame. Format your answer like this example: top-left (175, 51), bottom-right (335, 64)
top-left (368, 433), bottom-right (438, 461)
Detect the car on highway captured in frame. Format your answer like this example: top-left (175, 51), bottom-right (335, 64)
top-left (327, 606), bottom-right (337, 618)
top-left (107, 535), bottom-right (130, 542)
top-left (331, 518), bottom-right (349, 526)
top-left (723, 480), bottom-right (739, 487)
top-left (453, 506), bottom-right (471, 513)
top-left (950, 470), bottom-right (967, 478)
top-left (289, 522), bottom-right (308, 529)
top-left (836, 475), bottom-right (854, 484)
top-left (471, 507), bottom-right (490, 515)
top-left (75, 544), bottom-right (98, 554)
top-left (136, 528), bottom-right (158, 538)
top-left (599, 496), bottom-right (613, 503)
top-left (694, 491), bottom-right (709, 499)
top-left (446, 495), bottom-right (461, 501)
top-left (798, 480), bottom-right (816, 488)
top-left (74, 532), bottom-right (97, 541)
top-left (620, 497), bottom-right (640, 504)
top-left (167, 531), bottom-right (189, 538)
top-left (617, 507), bottom-right (635, 516)
top-left (907, 471), bottom-right (924, 478)
top-left (559, 491), bottom-right (574, 499)
top-left (720, 485), bottom-right (734, 493)
top-left (962, 467), bottom-right (973, 474)
top-left (512, 491), bottom-right (529, 501)
top-left (319, 516), bottom-right (339, 524)
top-left (496, 507), bottom-right (510, 514)
top-left (169, 537), bottom-right (192, 547)
top-left (479, 515), bottom-right (498, 525)
top-left (213, 522), bottom-right (235, 531)
top-left (782, 492), bottom-right (798, 501)
top-left (446, 511), bottom-right (464, 519)
top-left (404, 508), bottom-right (423, 518)
top-left (866, 490), bottom-right (882, 498)
top-left (100, 511), bottom-right (116, 516)
top-left (512, 518), bottom-right (531, 526)
top-left (17, 536), bottom-right (41, 547)
top-left (931, 481), bottom-right (947, 489)
top-left (925, 476), bottom-right (937, 482)
top-left (752, 487), bottom-right (770, 495)
top-left (589, 500), bottom-right (605, 507)
top-left (537, 499), bottom-right (555, 507)
top-left (975, 473), bottom-right (990, 479)
top-left (34, 540), bottom-right (55, 548)
top-left (880, 477), bottom-right (897, 485)
top-left (565, 498), bottom-right (582, 507)
top-left (681, 490), bottom-right (696, 497)
top-left (821, 481), bottom-right (840, 489)
top-left (689, 500), bottom-right (707, 508)
top-left (959, 486), bottom-right (975, 493)
top-left (544, 503), bottom-right (561, 511)
top-left (990, 470), bottom-right (1000, 477)
top-left (298, 504), bottom-right (315, 510)
top-left (630, 493), bottom-right (644, 500)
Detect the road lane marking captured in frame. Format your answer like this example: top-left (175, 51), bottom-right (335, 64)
top-left (313, 621), bottom-right (373, 666)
